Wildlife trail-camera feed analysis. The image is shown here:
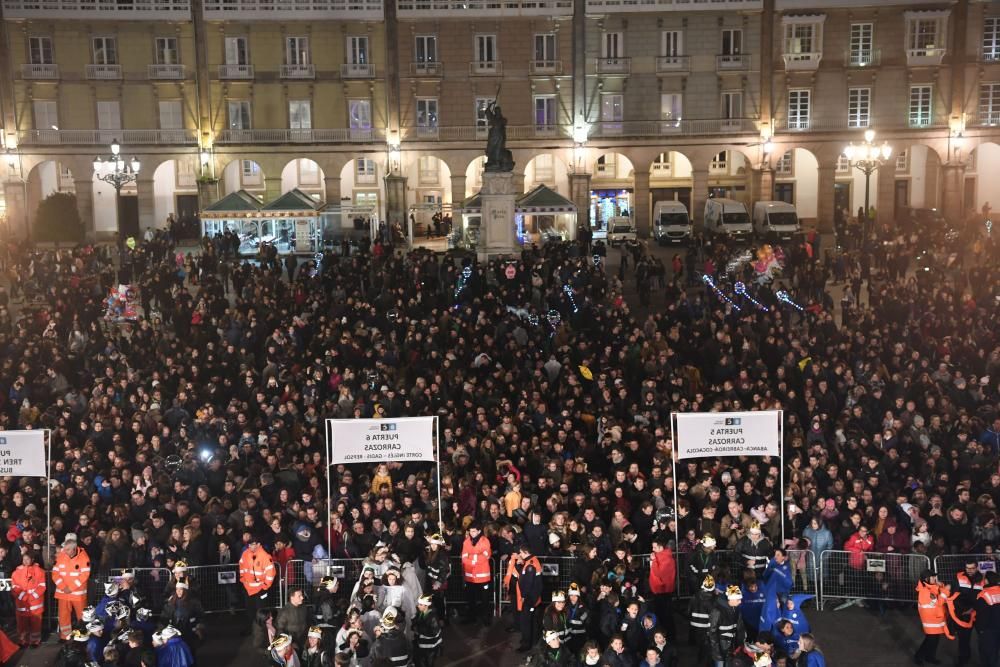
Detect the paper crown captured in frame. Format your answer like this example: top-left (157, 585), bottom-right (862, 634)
top-left (726, 585), bottom-right (743, 601)
top-left (702, 575), bottom-right (716, 590)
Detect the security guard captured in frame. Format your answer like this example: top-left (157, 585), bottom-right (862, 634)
top-left (564, 583), bottom-right (590, 653)
top-left (239, 539), bottom-right (277, 636)
top-left (372, 607), bottom-right (411, 667)
top-left (688, 575), bottom-right (717, 662)
top-left (954, 560), bottom-right (985, 667)
top-left (708, 586), bottom-right (745, 667)
top-left (915, 569), bottom-right (971, 665)
top-left (975, 572), bottom-right (1000, 667)
top-left (413, 595), bottom-right (442, 667)
top-left (509, 543), bottom-right (543, 653)
top-left (460, 522), bottom-right (493, 627)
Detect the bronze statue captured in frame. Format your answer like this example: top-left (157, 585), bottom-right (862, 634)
top-left (484, 100), bottom-right (515, 173)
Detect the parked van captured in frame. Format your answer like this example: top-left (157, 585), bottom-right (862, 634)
top-left (653, 201), bottom-right (692, 244)
top-left (703, 198), bottom-right (752, 240)
top-left (607, 217), bottom-right (637, 246)
top-left (752, 201), bottom-right (801, 240)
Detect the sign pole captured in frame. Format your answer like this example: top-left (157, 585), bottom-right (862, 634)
top-left (670, 413), bottom-right (680, 549)
top-left (45, 429), bottom-right (51, 557)
top-left (434, 416), bottom-right (443, 530)
top-left (325, 419), bottom-right (333, 558)
top-left (779, 410), bottom-right (785, 543)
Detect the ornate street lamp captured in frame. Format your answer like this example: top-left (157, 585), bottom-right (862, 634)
top-left (842, 129), bottom-right (892, 227)
top-left (93, 138), bottom-right (140, 237)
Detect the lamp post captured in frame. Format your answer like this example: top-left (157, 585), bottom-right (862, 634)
top-left (93, 139), bottom-right (140, 277)
top-left (843, 129), bottom-right (892, 231)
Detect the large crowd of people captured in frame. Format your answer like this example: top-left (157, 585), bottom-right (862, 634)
top-left (0, 209), bottom-right (994, 667)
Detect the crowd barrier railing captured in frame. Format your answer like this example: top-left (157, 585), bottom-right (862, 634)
top-left (674, 549), bottom-right (818, 600)
top-left (496, 555), bottom-right (582, 615)
top-left (933, 553), bottom-right (1000, 587)
top-left (818, 549), bottom-right (930, 610)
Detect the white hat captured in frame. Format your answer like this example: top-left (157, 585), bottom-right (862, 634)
top-left (381, 606), bottom-right (398, 629)
top-left (86, 620), bottom-right (104, 634)
top-left (543, 630), bottom-right (561, 644)
top-left (417, 595), bottom-right (433, 606)
top-left (104, 582), bottom-right (120, 596)
top-left (269, 634), bottom-right (292, 651)
top-left (702, 534), bottom-right (717, 548)
top-left (551, 591), bottom-right (566, 602)
top-left (307, 626), bottom-right (323, 640)
top-left (548, 532), bottom-right (561, 545)
top-left (161, 625), bottom-right (181, 640)
top-left (62, 532), bottom-right (78, 546)
top-left (176, 581), bottom-right (189, 590)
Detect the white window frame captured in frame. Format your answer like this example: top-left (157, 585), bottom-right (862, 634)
top-left (348, 99), bottom-right (372, 130)
top-left (158, 100), bottom-right (183, 130)
top-left (475, 98), bottom-right (491, 131)
top-left (661, 30), bottom-right (683, 57)
top-left (356, 158), bottom-right (376, 185)
top-left (155, 37), bottom-right (178, 65)
top-left (286, 37), bottom-right (310, 66)
top-left (895, 150), bottom-right (908, 172)
top-left (534, 33), bottom-right (556, 63)
top-left (288, 100), bottom-right (312, 130)
top-left (721, 90), bottom-right (742, 119)
top-left (28, 36), bottom-right (53, 65)
top-left (475, 34), bottom-right (497, 64)
top-left (979, 82), bottom-right (1000, 126)
top-left (347, 36), bottom-right (368, 65)
top-left (849, 23), bottom-right (874, 66)
top-left (721, 28), bottom-right (743, 55)
top-left (92, 36), bottom-right (117, 65)
top-left (710, 151), bottom-right (728, 173)
top-left (600, 93), bottom-right (623, 132)
top-left (533, 95), bottom-right (556, 129)
top-left (241, 160), bottom-right (262, 187)
top-left (787, 89), bottom-right (811, 130)
top-left (415, 35), bottom-right (437, 64)
top-left (601, 31), bottom-right (623, 58)
top-left (783, 21), bottom-right (820, 56)
top-left (909, 85), bottom-right (933, 127)
top-left (224, 37), bottom-right (248, 65)
top-left (33, 100), bottom-right (57, 131)
top-left (984, 18), bottom-right (1000, 61)
top-left (97, 100), bottom-right (121, 131)
top-left (836, 155), bottom-right (850, 173)
top-left (847, 87), bottom-right (871, 129)
top-left (652, 153), bottom-right (672, 177)
top-left (227, 100), bottom-right (251, 130)
top-left (661, 92), bottom-right (682, 129)
top-left (416, 98), bottom-right (439, 129)
top-left (906, 13), bottom-right (946, 56)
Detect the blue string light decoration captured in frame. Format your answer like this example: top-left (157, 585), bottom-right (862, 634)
top-left (453, 266), bottom-right (472, 301)
top-left (702, 274), bottom-right (741, 311)
top-left (734, 282), bottom-right (769, 311)
top-left (563, 284), bottom-right (579, 313)
top-left (776, 290), bottom-right (805, 311)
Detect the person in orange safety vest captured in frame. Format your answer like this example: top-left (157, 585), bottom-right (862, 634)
top-left (53, 533), bottom-right (91, 641)
top-left (505, 543), bottom-right (542, 653)
top-left (239, 538), bottom-right (276, 636)
top-left (915, 569), bottom-right (972, 665)
top-left (11, 552), bottom-right (45, 647)
top-left (974, 571), bottom-right (1000, 667)
top-left (460, 523), bottom-right (492, 627)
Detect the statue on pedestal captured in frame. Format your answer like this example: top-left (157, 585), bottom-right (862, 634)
top-left (484, 100), bottom-right (515, 173)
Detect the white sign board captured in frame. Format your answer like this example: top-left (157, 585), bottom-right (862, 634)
top-left (674, 411), bottom-right (781, 460)
top-left (0, 431), bottom-right (46, 476)
top-left (327, 417), bottom-right (435, 465)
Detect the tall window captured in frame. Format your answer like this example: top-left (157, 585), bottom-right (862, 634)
top-left (710, 151), bottom-right (728, 172)
top-left (979, 83), bottom-right (1000, 125)
top-left (349, 99), bottom-right (371, 130)
top-left (847, 87), bottom-right (871, 128)
top-left (224, 37), bottom-right (248, 65)
top-left (849, 23), bottom-right (873, 65)
top-left (289, 100), bottom-right (312, 130)
top-left (533, 154), bottom-right (554, 182)
top-left (158, 100), bottom-right (183, 129)
top-left (775, 151), bottom-right (793, 176)
top-left (155, 37), bottom-right (178, 65)
top-left (286, 37), bottom-right (310, 65)
top-left (602, 32), bottom-right (623, 58)
top-left (600, 94), bottom-right (623, 124)
top-left (356, 158), bottom-right (376, 184)
top-left (909, 85), bottom-right (933, 127)
top-left (895, 150), bottom-right (908, 172)
top-left (418, 156), bottom-right (439, 185)
top-left (721, 91), bottom-right (742, 119)
top-left (347, 37), bottom-right (368, 65)
top-left (33, 100), bottom-right (57, 131)
top-left (661, 93), bottom-right (682, 126)
top-left (28, 36), bottom-right (53, 65)
top-left (908, 18), bottom-right (941, 55)
top-left (97, 100), bottom-right (121, 130)
top-left (534, 34), bottom-right (556, 64)
top-left (242, 160), bottom-right (261, 186)
top-left (533, 96), bottom-right (556, 128)
top-left (415, 35), bottom-right (437, 63)
top-left (475, 35), bottom-right (497, 63)
top-left (416, 98), bottom-right (438, 129)
top-left (661, 30), bottom-right (683, 56)
top-left (721, 29), bottom-right (742, 55)
top-left (228, 101), bottom-right (251, 129)
top-left (92, 37), bottom-right (117, 65)
top-left (984, 18), bottom-right (1000, 61)
top-left (784, 23), bottom-right (816, 54)
top-left (788, 89), bottom-right (810, 129)
top-left (475, 98), bottom-right (491, 130)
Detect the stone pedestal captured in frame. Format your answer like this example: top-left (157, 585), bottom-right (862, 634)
top-left (479, 171), bottom-right (518, 260)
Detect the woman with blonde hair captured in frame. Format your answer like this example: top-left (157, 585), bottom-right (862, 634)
top-left (796, 633), bottom-right (826, 667)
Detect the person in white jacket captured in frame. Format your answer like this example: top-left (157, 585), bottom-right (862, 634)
top-left (377, 567), bottom-right (416, 634)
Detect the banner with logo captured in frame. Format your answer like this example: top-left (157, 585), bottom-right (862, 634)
top-left (0, 430), bottom-right (47, 476)
top-left (326, 417), bottom-right (436, 465)
top-left (674, 411), bottom-right (781, 460)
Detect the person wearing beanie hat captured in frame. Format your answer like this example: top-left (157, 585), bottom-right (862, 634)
top-left (708, 585), bottom-right (746, 667)
top-left (413, 594), bottom-right (442, 667)
top-left (688, 575), bottom-right (717, 666)
top-left (460, 522), bottom-right (493, 627)
top-left (564, 583), bottom-right (590, 653)
top-left (510, 542), bottom-right (543, 652)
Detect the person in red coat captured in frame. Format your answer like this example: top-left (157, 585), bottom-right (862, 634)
top-left (648, 536), bottom-right (677, 642)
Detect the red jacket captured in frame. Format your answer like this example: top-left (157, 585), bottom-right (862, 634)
top-left (844, 532), bottom-right (874, 569)
top-left (648, 548), bottom-right (677, 595)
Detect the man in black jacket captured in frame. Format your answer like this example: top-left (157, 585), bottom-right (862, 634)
top-left (413, 595), bottom-right (442, 667)
top-left (513, 543), bottom-right (543, 653)
top-left (708, 586), bottom-right (746, 667)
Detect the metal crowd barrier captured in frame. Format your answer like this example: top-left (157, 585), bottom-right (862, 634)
top-left (497, 555), bottom-right (602, 615)
top-left (933, 553), bottom-right (1000, 587)
top-left (818, 550), bottom-right (930, 610)
top-left (674, 549), bottom-right (818, 600)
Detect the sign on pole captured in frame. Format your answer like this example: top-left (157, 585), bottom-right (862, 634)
top-left (673, 411), bottom-right (781, 460)
top-left (0, 430), bottom-right (47, 476)
top-left (326, 417), bottom-right (436, 465)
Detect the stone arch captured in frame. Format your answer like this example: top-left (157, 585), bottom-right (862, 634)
top-left (649, 150), bottom-right (694, 214)
top-left (591, 151), bottom-right (635, 232)
top-left (25, 159), bottom-right (77, 238)
top-left (281, 158), bottom-right (327, 201)
top-left (705, 148), bottom-right (750, 204)
top-left (523, 153), bottom-right (570, 195)
top-left (339, 156), bottom-right (385, 216)
top-left (221, 158), bottom-right (266, 195)
top-left (967, 141), bottom-right (1000, 220)
top-left (465, 156), bottom-right (486, 198)
top-left (151, 158), bottom-right (200, 229)
top-left (894, 142), bottom-right (943, 211)
top-left (772, 147), bottom-right (820, 222)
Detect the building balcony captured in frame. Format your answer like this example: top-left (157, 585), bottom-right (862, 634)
top-left (782, 52), bottom-right (822, 70)
top-left (341, 63), bottom-right (375, 78)
top-left (18, 128), bottom-right (198, 145)
top-left (589, 118), bottom-right (758, 137)
top-left (401, 125), bottom-right (569, 141)
top-left (529, 60), bottom-right (562, 75)
top-left (148, 64), bottom-right (186, 79)
top-left (772, 117), bottom-right (947, 132)
top-left (203, 0), bottom-right (382, 19)
top-left (21, 63), bottom-right (59, 80)
top-left (397, 0), bottom-right (570, 17)
top-left (215, 128), bottom-right (386, 143)
top-left (656, 55), bottom-right (690, 72)
top-left (470, 60), bottom-right (502, 76)
top-left (845, 49), bottom-right (880, 67)
top-left (981, 50), bottom-right (1000, 64)
top-left (717, 53), bottom-right (749, 71)
top-left (415, 126), bottom-right (439, 139)
top-left (281, 64), bottom-right (315, 79)
top-left (410, 61), bottom-right (442, 77)
top-left (969, 112), bottom-right (1000, 127)
top-left (219, 64), bottom-right (254, 79)
top-left (907, 47), bottom-right (946, 67)
top-left (86, 64), bottom-right (122, 80)
top-left (586, 0), bottom-right (760, 12)
top-left (596, 57), bottom-right (630, 74)
top-left (3, 0), bottom-right (190, 19)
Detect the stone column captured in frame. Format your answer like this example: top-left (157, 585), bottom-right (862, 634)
top-left (479, 171), bottom-right (518, 260)
top-left (384, 174), bottom-right (407, 227)
top-left (570, 173), bottom-right (591, 227)
top-left (633, 170), bottom-right (650, 238)
top-left (5, 181), bottom-right (27, 241)
top-left (876, 163), bottom-right (896, 226)
top-left (324, 176), bottom-right (342, 205)
top-left (749, 167), bottom-right (773, 205)
top-left (74, 178), bottom-right (96, 240)
top-left (450, 174), bottom-right (467, 206)
top-left (264, 173), bottom-right (282, 203)
top-left (816, 165), bottom-right (836, 233)
top-left (136, 176), bottom-right (156, 233)
top-left (691, 169), bottom-right (709, 233)
top-left (941, 164), bottom-right (966, 225)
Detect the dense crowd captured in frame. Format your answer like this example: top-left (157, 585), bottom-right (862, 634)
top-left (0, 211), bottom-right (994, 667)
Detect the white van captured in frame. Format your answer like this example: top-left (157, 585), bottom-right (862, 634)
top-left (653, 201), bottom-right (692, 245)
top-left (703, 198), bottom-right (752, 241)
top-left (753, 201), bottom-right (800, 241)
top-left (606, 217), bottom-right (637, 246)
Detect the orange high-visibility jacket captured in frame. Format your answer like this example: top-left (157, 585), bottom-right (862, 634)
top-left (461, 535), bottom-right (492, 584)
top-left (239, 546), bottom-right (276, 596)
top-left (52, 550), bottom-right (90, 601)
top-left (11, 563), bottom-right (46, 615)
top-left (917, 581), bottom-right (971, 638)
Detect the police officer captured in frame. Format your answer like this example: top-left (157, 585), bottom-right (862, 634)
top-left (413, 595), bottom-right (442, 667)
top-left (511, 543), bottom-right (543, 653)
top-left (372, 607), bottom-right (410, 667)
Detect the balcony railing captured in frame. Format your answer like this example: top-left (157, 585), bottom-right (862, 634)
top-left (772, 117), bottom-right (947, 132)
top-left (18, 128), bottom-right (198, 145)
top-left (215, 128), bottom-right (386, 143)
top-left (397, 0), bottom-right (571, 16)
top-left (586, 0), bottom-right (761, 11)
top-left (3, 0), bottom-right (190, 19)
top-left (845, 49), bottom-right (880, 67)
top-left (470, 60), bottom-right (502, 76)
top-left (415, 126), bottom-right (439, 139)
top-left (656, 55), bottom-right (690, 72)
top-left (782, 52), bottom-right (822, 70)
top-left (983, 50), bottom-right (1000, 63)
top-left (341, 63), bottom-right (375, 78)
top-left (21, 63), bottom-right (59, 79)
top-left (529, 60), bottom-right (562, 75)
top-left (149, 64), bottom-right (186, 79)
top-left (86, 64), bottom-right (122, 80)
top-left (968, 112), bottom-right (1000, 127)
top-left (219, 64), bottom-right (254, 79)
top-left (906, 47), bottom-right (946, 67)
top-left (203, 0), bottom-right (382, 19)
top-left (596, 57), bottom-right (630, 74)
top-left (717, 53), bottom-right (749, 70)
top-left (589, 118), bottom-right (758, 137)
top-left (281, 64), bottom-right (315, 79)
top-left (410, 61), bottom-right (442, 76)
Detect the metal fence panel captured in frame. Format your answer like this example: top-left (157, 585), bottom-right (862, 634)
top-left (819, 550), bottom-right (930, 610)
top-left (496, 556), bottom-right (585, 614)
top-left (933, 553), bottom-right (1000, 588)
